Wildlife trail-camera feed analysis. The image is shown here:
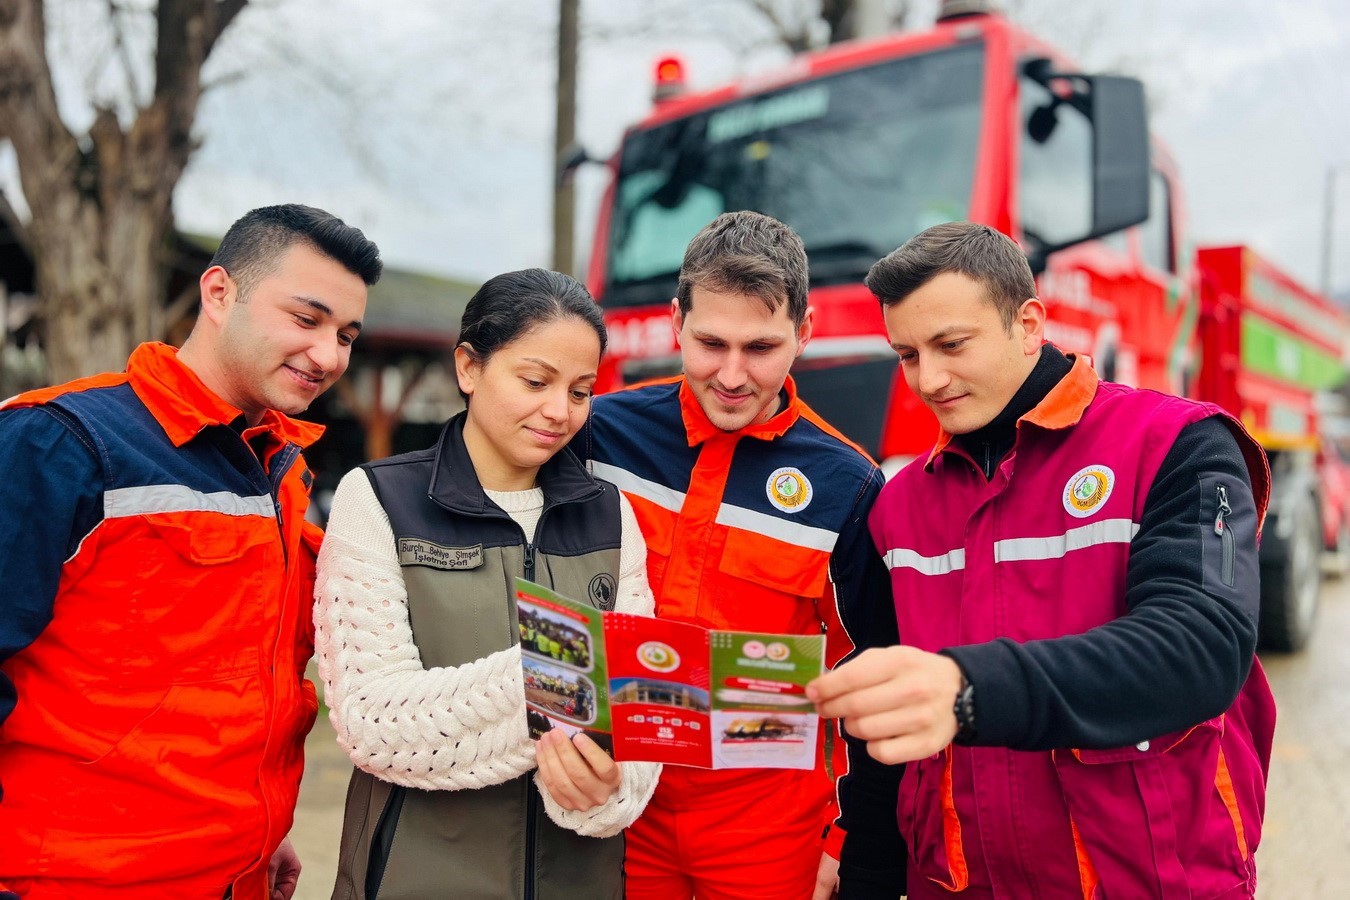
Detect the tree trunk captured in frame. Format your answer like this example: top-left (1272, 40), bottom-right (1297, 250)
top-left (0, 0), bottom-right (244, 384)
top-left (33, 200), bottom-right (167, 380)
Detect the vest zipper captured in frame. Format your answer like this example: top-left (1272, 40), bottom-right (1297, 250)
top-left (1215, 484), bottom-right (1235, 587)
top-left (522, 513), bottom-right (544, 900)
top-left (525, 786), bottom-right (538, 900)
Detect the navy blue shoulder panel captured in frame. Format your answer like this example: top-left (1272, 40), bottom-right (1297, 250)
top-left (587, 383), bottom-right (699, 485)
top-left (50, 382), bottom-right (268, 499)
top-left (722, 414), bottom-right (880, 538)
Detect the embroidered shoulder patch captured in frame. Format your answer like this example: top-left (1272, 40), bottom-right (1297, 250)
top-left (766, 466), bottom-right (813, 514)
top-left (398, 538), bottom-right (484, 570)
top-left (1063, 465), bottom-right (1116, 518)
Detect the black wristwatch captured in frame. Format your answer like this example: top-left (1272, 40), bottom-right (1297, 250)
top-left (953, 674), bottom-right (977, 745)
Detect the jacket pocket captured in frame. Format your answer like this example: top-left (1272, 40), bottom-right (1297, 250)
top-left (714, 528), bottom-right (830, 632)
top-left (120, 514), bottom-right (276, 679)
top-left (1055, 717), bottom-right (1253, 898)
top-left (898, 749), bottom-right (969, 892)
top-left (146, 513), bottom-right (275, 564)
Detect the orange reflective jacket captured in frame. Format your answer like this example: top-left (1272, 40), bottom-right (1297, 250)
top-left (584, 377), bottom-right (896, 861)
top-left (0, 343), bottom-right (323, 898)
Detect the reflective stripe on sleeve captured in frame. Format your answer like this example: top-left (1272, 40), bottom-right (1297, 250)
top-left (103, 484), bottom-right (275, 519)
top-left (883, 547), bottom-right (966, 575)
top-left (993, 518), bottom-right (1139, 563)
top-left (589, 461), bottom-right (686, 513)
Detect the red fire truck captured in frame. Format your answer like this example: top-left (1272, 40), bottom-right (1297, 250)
top-left (577, 3), bottom-right (1347, 650)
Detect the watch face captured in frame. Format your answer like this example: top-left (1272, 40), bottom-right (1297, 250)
top-left (954, 680), bottom-right (976, 743)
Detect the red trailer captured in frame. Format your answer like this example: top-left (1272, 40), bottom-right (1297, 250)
top-left (1196, 247), bottom-right (1348, 648)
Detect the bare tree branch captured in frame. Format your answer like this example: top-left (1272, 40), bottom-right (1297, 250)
top-left (746, 0), bottom-right (813, 51)
top-left (208, 0), bottom-right (247, 53)
top-left (0, 0), bottom-right (81, 185)
top-left (107, 0), bottom-right (144, 105)
top-left (200, 65), bottom-right (247, 91)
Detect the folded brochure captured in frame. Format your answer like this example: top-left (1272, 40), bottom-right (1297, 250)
top-left (514, 577), bottom-right (825, 769)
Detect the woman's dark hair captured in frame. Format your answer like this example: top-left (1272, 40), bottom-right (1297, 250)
top-left (457, 269), bottom-right (606, 399)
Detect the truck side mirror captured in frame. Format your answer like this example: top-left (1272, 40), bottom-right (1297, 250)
top-left (1021, 63), bottom-right (1151, 273)
top-left (556, 142), bottom-right (595, 189)
top-left (1085, 75), bottom-right (1150, 239)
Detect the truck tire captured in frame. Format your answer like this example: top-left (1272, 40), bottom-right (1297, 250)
top-left (1259, 490), bottom-right (1322, 652)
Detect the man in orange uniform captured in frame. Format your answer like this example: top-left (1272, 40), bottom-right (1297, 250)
top-left (0, 205), bottom-right (380, 899)
top-left (584, 211), bottom-right (903, 898)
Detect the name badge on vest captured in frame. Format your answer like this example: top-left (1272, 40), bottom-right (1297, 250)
top-left (398, 538), bottom-right (484, 570)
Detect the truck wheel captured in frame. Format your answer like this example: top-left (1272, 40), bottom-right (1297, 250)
top-left (1259, 492), bottom-right (1322, 652)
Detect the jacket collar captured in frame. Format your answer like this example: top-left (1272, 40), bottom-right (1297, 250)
top-left (678, 375), bottom-right (803, 446)
top-left (925, 354), bottom-right (1099, 470)
top-left (428, 411), bottom-right (602, 515)
top-left (127, 342), bottom-right (325, 449)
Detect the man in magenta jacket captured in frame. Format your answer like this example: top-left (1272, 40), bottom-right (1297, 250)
top-left (811, 221), bottom-right (1275, 899)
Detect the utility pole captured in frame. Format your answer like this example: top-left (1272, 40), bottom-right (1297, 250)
top-left (1322, 164), bottom-right (1349, 298)
top-left (552, 0), bottom-right (579, 275)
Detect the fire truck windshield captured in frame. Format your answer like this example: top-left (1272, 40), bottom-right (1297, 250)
top-left (604, 41), bottom-right (985, 308)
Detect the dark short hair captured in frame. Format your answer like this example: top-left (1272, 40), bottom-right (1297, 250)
top-left (457, 268), bottom-right (606, 402)
top-left (210, 204), bottom-right (383, 298)
top-left (865, 221), bottom-right (1036, 330)
top-left (676, 211), bottom-right (809, 326)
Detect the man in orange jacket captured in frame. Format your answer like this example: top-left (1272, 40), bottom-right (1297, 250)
top-left (0, 205), bottom-right (380, 899)
top-left (583, 211), bottom-right (902, 899)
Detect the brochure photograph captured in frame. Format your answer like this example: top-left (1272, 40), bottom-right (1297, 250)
top-left (514, 578), bottom-right (825, 769)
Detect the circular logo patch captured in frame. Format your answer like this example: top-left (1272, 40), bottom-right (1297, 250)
top-left (638, 641), bottom-right (680, 673)
top-left (766, 642), bottom-right (790, 662)
top-left (766, 467), bottom-right (813, 514)
top-left (588, 573), bottom-right (617, 610)
top-left (1063, 465), bottom-right (1115, 518)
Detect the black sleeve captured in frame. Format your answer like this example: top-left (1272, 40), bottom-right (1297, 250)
top-left (835, 470), bottom-right (908, 899)
top-left (942, 416), bottom-right (1259, 750)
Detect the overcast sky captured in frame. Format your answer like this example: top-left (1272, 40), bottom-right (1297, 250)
top-left (8, 0), bottom-right (1350, 297)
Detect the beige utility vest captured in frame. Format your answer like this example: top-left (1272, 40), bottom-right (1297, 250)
top-left (332, 417), bottom-right (625, 900)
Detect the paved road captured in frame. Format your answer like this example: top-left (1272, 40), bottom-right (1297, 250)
top-left (288, 579), bottom-right (1350, 898)
top-left (1256, 572), bottom-right (1350, 897)
top-left (289, 708), bottom-right (347, 900)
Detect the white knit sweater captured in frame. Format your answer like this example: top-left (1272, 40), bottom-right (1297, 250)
top-left (314, 467), bottom-right (661, 838)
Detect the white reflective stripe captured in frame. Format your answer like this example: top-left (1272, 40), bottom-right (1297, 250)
top-left (104, 484), bottom-right (275, 519)
top-left (589, 461), bottom-right (686, 513)
top-left (994, 518), bottom-right (1139, 562)
top-left (884, 547), bottom-right (966, 576)
top-left (590, 461), bottom-right (839, 551)
top-left (715, 503), bottom-right (839, 552)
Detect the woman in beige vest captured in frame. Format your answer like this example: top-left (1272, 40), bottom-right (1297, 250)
top-left (314, 269), bottom-right (660, 899)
